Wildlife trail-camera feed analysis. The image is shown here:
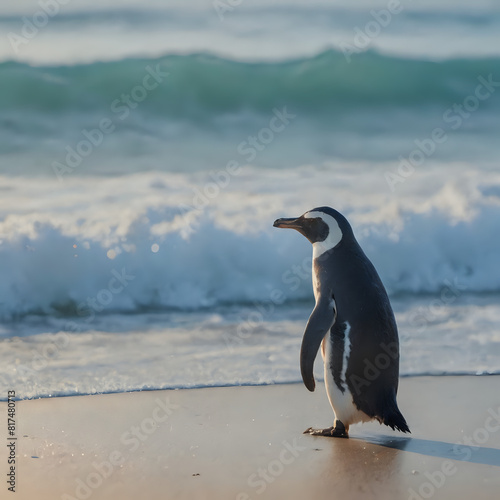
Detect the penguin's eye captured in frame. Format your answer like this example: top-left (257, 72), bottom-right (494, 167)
top-left (309, 217), bottom-right (329, 243)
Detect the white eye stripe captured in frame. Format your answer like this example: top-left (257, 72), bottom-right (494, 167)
top-left (304, 211), bottom-right (343, 259)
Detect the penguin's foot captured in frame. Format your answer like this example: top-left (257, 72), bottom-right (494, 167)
top-left (303, 421), bottom-right (349, 438)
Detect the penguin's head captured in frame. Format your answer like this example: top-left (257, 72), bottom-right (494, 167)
top-left (273, 206), bottom-right (353, 258)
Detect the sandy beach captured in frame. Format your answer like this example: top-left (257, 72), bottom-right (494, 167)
top-left (2, 2), bottom-right (500, 499)
top-left (0, 376), bottom-right (498, 500)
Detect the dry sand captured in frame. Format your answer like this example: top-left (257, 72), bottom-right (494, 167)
top-left (1, 376), bottom-right (499, 500)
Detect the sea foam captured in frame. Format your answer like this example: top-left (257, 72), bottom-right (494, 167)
top-left (0, 163), bottom-right (499, 318)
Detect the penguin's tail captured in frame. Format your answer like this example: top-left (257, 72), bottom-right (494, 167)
top-left (384, 407), bottom-right (411, 434)
top-left (380, 390), bottom-right (411, 433)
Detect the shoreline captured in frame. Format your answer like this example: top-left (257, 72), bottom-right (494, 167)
top-left (2, 371), bottom-right (500, 403)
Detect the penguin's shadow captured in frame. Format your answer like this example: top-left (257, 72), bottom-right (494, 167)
top-left (356, 434), bottom-right (500, 467)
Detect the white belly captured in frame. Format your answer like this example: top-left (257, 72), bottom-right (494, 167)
top-left (322, 326), bottom-right (372, 427)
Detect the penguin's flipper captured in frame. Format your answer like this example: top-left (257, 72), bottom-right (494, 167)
top-left (300, 294), bottom-right (335, 392)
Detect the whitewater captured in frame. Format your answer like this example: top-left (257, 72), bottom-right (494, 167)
top-left (1, 162), bottom-right (500, 399)
top-left (0, 163), bottom-right (500, 316)
top-left (1, 0), bottom-right (499, 399)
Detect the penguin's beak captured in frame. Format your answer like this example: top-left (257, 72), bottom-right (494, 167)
top-left (273, 217), bottom-right (302, 229)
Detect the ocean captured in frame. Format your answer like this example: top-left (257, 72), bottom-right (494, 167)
top-left (0, 0), bottom-right (499, 400)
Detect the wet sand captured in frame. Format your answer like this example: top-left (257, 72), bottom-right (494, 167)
top-left (1, 376), bottom-right (499, 500)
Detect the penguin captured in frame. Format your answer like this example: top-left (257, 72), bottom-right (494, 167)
top-left (273, 206), bottom-right (409, 438)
